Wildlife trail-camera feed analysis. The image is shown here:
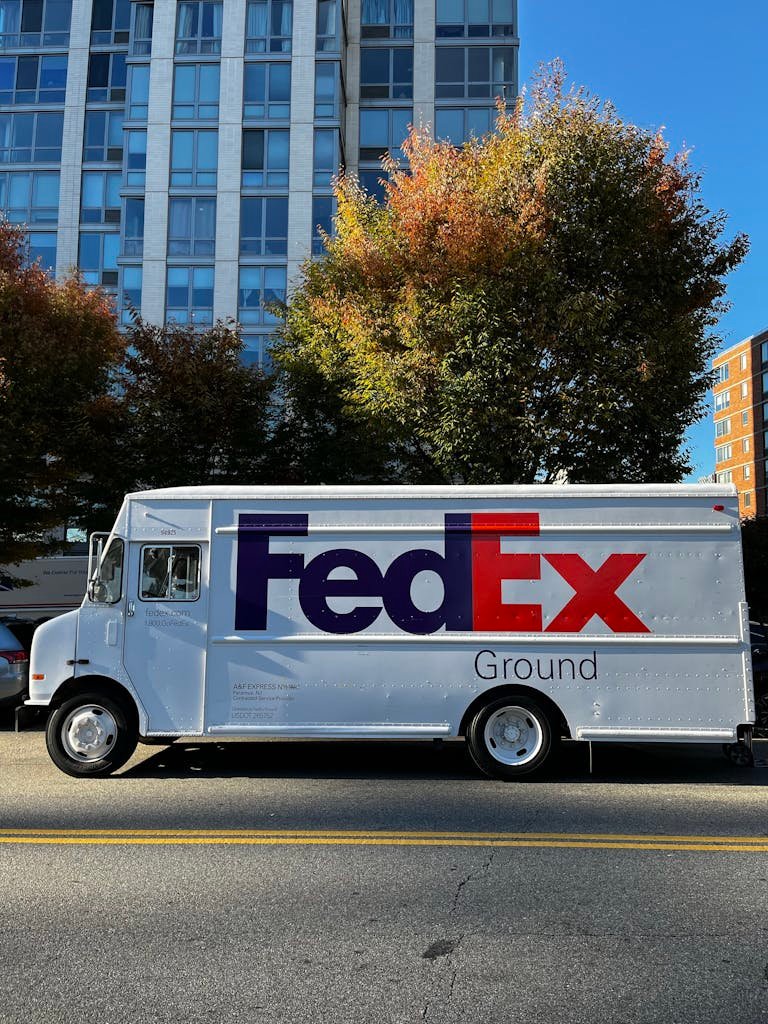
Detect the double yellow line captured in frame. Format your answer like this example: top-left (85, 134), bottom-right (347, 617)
top-left (1, 828), bottom-right (768, 852)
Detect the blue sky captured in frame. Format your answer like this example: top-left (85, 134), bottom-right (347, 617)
top-left (518, 0), bottom-right (768, 479)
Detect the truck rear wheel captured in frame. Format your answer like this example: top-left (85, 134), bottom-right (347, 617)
top-left (46, 692), bottom-right (138, 777)
top-left (466, 695), bottom-right (555, 780)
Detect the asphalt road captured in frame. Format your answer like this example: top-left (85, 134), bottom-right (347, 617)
top-left (1, 729), bottom-right (767, 1024)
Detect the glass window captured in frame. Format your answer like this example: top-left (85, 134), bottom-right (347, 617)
top-left (0, 0), bottom-right (70, 48)
top-left (175, 1), bottom-right (223, 54)
top-left (240, 195), bottom-right (288, 256)
top-left (715, 443), bottom-right (732, 463)
top-left (714, 391), bottom-right (730, 412)
top-left (131, 2), bottom-right (153, 54)
top-left (742, 410), bottom-right (749, 427)
top-left (744, 465), bottom-right (751, 480)
top-left (314, 62), bottom-right (339, 118)
top-left (435, 105), bottom-right (494, 143)
top-left (243, 62), bottom-right (291, 120)
top-left (0, 0), bottom-right (21, 46)
top-left (27, 229), bottom-right (56, 270)
top-left (166, 265), bottom-right (214, 324)
top-left (80, 170), bottom-right (121, 224)
top-left (0, 110), bottom-right (63, 163)
top-left (172, 63), bottom-right (220, 119)
top-left (358, 168), bottom-right (388, 202)
top-left (741, 381), bottom-right (749, 399)
top-left (360, 46), bottom-right (412, 99)
top-left (168, 197), bottom-right (216, 257)
top-left (120, 264), bottom-right (142, 323)
top-left (744, 438), bottom-right (750, 454)
top-left (242, 128), bottom-right (289, 187)
top-left (171, 129), bottom-right (218, 186)
top-left (241, 334), bottom-right (273, 370)
top-left (91, 0), bottom-right (129, 43)
top-left (744, 492), bottom-right (752, 508)
top-left (125, 129), bottom-right (146, 185)
top-left (87, 51), bottom-right (126, 102)
top-left (313, 127), bottom-right (341, 187)
top-left (140, 546), bottom-right (201, 601)
top-left (316, 0), bottom-right (338, 50)
top-left (362, 0), bottom-right (413, 38)
top-left (90, 537), bottom-right (125, 604)
top-left (42, 0), bottom-right (70, 40)
top-left (436, 0), bottom-right (514, 36)
top-left (715, 363), bottom-right (729, 383)
top-left (0, 54), bottom-right (67, 103)
top-left (436, 45), bottom-right (515, 99)
top-left (359, 107), bottom-right (410, 162)
top-left (39, 54), bottom-right (67, 100)
top-left (79, 231), bottom-right (119, 289)
top-left (83, 110), bottom-right (123, 163)
top-left (246, 0), bottom-right (292, 53)
top-left (127, 64), bottom-right (150, 120)
top-left (123, 197), bottom-right (144, 257)
top-left (312, 195), bottom-right (335, 255)
top-left (714, 418), bottom-right (730, 438)
top-left (0, 169), bottom-right (58, 223)
top-left (238, 265), bottom-right (287, 325)
top-left (762, 342), bottom-right (768, 366)
top-left (715, 470), bottom-right (733, 484)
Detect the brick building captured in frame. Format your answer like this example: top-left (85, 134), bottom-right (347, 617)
top-left (712, 327), bottom-right (768, 518)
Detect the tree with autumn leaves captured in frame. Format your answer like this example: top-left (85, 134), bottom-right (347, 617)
top-left (275, 66), bottom-right (748, 484)
top-left (0, 221), bottom-right (122, 569)
top-left (0, 221), bottom-right (272, 569)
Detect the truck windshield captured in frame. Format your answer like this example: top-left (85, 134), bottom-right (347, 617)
top-left (89, 537), bottom-right (125, 605)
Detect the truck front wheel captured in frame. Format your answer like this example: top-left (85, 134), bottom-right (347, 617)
top-left (46, 692), bottom-right (138, 777)
top-left (466, 695), bottom-right (555, 780)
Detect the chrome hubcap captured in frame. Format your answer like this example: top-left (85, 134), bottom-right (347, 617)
top-left (484, 706), bottom-right (544, 766)
top-left (61, 706), bottom-right (117, 761)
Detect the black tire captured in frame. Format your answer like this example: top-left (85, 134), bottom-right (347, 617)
top-left (466, 694), bottom-right (555, 780)
top-left (46, 691), bottom-right (138, 777)
top-left (138, 736), bottom-right (176, 746)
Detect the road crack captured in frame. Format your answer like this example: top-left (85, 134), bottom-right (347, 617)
top-left (451, 848), bottom-right (495, 914)
top-left (422, 847), bottom-right (497, 1021)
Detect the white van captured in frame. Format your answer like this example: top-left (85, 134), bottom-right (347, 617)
top-left (28, 484), bottom-right (755, 778)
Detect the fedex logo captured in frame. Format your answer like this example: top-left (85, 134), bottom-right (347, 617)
top-left (234, 513), bottom-right (650, 635)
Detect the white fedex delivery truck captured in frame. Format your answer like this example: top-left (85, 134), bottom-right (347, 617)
top-left (28, 484), bottom-right (755, 778)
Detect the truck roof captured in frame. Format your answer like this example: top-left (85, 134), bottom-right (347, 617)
top-left (127, 483), bottom-right (738, 501)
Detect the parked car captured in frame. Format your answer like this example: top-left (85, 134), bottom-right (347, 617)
top-left (0, 621), bottom-right (29, 708)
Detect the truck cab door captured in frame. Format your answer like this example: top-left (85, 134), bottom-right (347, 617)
top-left (75, 536), bottom-right (126, 682)
top-left (122, 542), bottom-right (209, 735)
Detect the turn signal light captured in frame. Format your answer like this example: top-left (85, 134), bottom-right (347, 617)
top-left (713, 504), bottom-right (725, 512)
top-left (32, 673), bottom-right (45, 681)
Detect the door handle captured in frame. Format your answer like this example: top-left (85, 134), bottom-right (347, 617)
top-left (127, 601), bottom-right (135, 617)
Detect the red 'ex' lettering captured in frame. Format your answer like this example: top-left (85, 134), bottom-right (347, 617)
top-left (543, 553), bottom-right (649, 633)
top-left (472, 513), bottom-right (541, 631)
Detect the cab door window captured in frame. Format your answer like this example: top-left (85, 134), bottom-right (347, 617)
top-left (140, 546), bottom-right (201, 601)
top-left (90, 537), bottom-right (125, 604)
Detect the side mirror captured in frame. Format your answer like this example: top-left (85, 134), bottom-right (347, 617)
top-left (88, 580), bottom-right (108, 603)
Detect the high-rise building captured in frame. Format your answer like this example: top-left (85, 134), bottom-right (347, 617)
top-left (0, 0), bottom-right (519, 365)
top-left (712, 327), bottom-right (768, 518)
